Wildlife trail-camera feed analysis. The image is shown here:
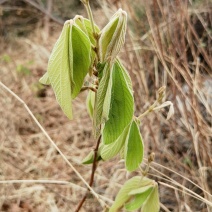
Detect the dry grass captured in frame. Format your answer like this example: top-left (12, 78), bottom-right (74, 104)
top-left (0, 0), bottom-right (212, 211)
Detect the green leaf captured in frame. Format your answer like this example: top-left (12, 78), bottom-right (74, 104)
top-left (74, 16), bottom-right (100, 76)
top-left (109, 177), bottom-right (156, 212)
top-left (101, 124), bottom-right (130, 160)
top-left (142, 183), bottom-right (160, 212)
top-left (109, 176), bottom-right (142, 212)
top-left (102, 61), bottom-right (134, 144)
top-left (128, 184), bottom-right (154, 195)
top-left (99, 9), bottom-right (127, 62)
top-left (47, 21), bottom-right (91, 119)
top-left (124, 188), bottom-right (153, 211)
top-left (74, 16), bottom-right (100, 46)
top-left (86, 89), bottom-right (95, 119)
top-left (71, 24), bottom-right (91, 99)
top-left (47, 23), bottom-right (73, 119)
top-left (117, 59), bottom-right (133, 94)
top-left (94, 62), bottom-right (111, 137)
top-left (125, 120), bottom-right (144, 172)
top-left (39, 72), bottom-right (50, 85)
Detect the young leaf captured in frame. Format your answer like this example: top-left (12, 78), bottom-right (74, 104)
top-left (47, 23), bottom-right (73, 119)
top-left (124, 188), bottom-right (153, 211)
top-left (47, 21), bottom-right (91, 119)
top-left (39, 72), bottom-right (50, 85)
top-left (109, 176), bottom-right (143, 212)
top-left (141, 183), bottom-right (160, 212)
top-left (74, 16), bottom-right (100, 45)
top-left (71, 24), bottom-right (91, 99)
top-left (99, 9), bottom-right (127, 62)
top-left (125, 120), bottom-right (144, 172)
top-left (74, 16), bottom-right (100, 76)
top-left (101, 124), bottom-right (130, 160)
top-left (102, 61), bottom-right (134, 144)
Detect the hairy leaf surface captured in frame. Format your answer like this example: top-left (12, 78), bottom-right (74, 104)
top-left (47, 22), bottom-right (91, 119)
top-left (109, 176), bottom-right (142, 212)
top-left (142, 184), bottom-right (160, 212)
top-left (71, 25), bottom-right (91, 99)
top-left (47, 24), bottom-right (73, 119)
top-left (94, 62), bottom-right (111, 137)
top-left (125, 120), bottom-right (144, 171)
top-left (102, 61), bottom-right (134, 144)
top-left (101, 124), bottom-right (130, 160)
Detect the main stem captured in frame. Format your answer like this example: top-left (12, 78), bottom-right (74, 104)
top-left (75, 2), bottom-right (102, 211)
top-left (75, 136), bottom-right (102, 212)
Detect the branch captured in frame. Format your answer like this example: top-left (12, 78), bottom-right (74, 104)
top-left (75, 135), bottom-right (102, 212)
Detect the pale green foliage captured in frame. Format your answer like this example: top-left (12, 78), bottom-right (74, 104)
top-left (99, 9), bottom-right (127, 62)
top-left (40, 21), bottom-right (91, 119)
top-left (71, 24), bottom-right (91, 98)
top-left (125, 120), bottom-right (144, 171)
top-left (74, 16), bottom-right (100, 75)
top-left (102, 61), bottom-right (134, 145)
top-left (40, 7), bottom-right (160, 211)
top-left (47, 23), bottom-right (73, 119)
top-left (94, 62), bottom-right (111, 137)
top-left (101, 124), bottom-right (130, 160)
top-left (86, 89), bottom-right (95, 118)
top-left (101, 119), bottom-right (143, 172)
top-left (39, 72), bottom-right (50, 85)
top-left (110, 176), bottom-right (159, 212)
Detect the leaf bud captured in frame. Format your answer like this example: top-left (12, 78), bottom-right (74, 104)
top-left (99, 9), bottom-right (127, 62)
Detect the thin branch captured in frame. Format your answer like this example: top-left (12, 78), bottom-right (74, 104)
top-left (75, 135), bottom-right (103, 212)
top-left (0, 81), bottom-right (106, 209)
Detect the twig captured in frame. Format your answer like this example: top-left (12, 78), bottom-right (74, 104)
top-left (0, 81), bottom-right (106, 209)
top-left (75, 135), bottom-right (102, 212)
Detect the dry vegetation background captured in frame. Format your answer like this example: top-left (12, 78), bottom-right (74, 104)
top-left (0, 0), bottom-right (211, 211)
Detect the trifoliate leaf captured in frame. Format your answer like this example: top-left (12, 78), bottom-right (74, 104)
top-left (102, 61), bottom-right (134, 144)
top-left (109, 176), bottom-right (142, 212)
top-left (124, 188), bottom-right (153, 211)
top-left (125, 120), bottom-right (144, 172)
